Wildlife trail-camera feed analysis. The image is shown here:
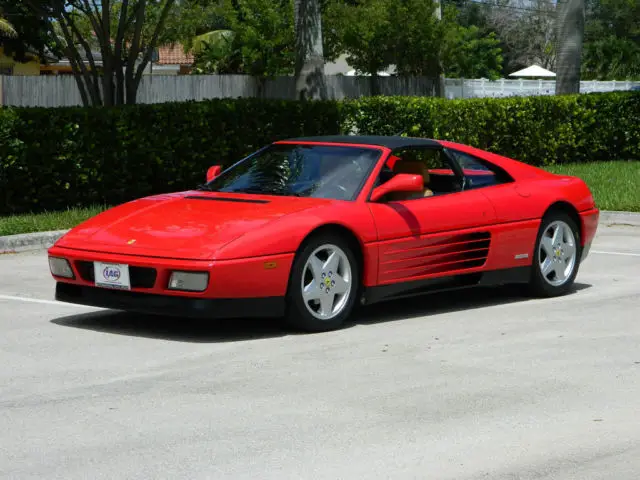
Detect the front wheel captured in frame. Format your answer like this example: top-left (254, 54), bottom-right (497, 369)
top-left (528, 212), bottom-right (582, 298)
top-left (285, 234), bottom-right (360, 332)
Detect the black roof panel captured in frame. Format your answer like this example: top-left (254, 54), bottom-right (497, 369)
top-left (281, 135), bottom-right (441, 150)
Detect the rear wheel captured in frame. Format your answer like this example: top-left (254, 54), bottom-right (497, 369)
top-left (528, 212), bottom-right (581, 297)
top-left (285, 233), bottom-right (360, 332)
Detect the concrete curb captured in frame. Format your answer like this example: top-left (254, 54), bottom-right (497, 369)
top-left (1, 210), bottom-right (639, 254)
top-left (598, 211), bottom-right (640, 227)
top-left (0, 229), bottom-right (69, 254)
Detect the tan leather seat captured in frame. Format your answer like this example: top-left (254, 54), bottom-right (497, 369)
top-left (386, 160), bottom-right (434, 201)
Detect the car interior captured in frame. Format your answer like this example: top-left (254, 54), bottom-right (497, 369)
top-left (374, 146), bottom-right (513, 202)
top-left (376, 147), bottom-right (464, 201)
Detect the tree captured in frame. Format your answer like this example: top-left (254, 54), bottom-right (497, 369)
top-left (21, 0), bottom-right (177, 106)
top-left (442, 22), bottom-right (503, 80)
top-left (555, 0), bottom-right (585, 94)
top-left (391, 0), bottom-right (444, 83)
top-left (582, 0), bottom-right (640, 79)
top-left (0, 15), bottom-right (17, 38)
top-left (324, 0), bottom-right (503, 94)
top-left (484, 0), bottom-right (557, 74)
top-left (191, 0), bottom-right (295, 79)
top-left (159, 0), bottom-right (226, 49)
top-left (294, 0), bottom-right (327, 100)
top-left (323, 0), bottom-right (396, 94)
top-left (0, 2), bottom-right (61, 63)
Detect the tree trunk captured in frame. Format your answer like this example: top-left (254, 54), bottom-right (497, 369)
top-left (432, 0), bottom-right (445, 97)
top-left (100, 0), bottom-right (114, 106)
top-left (369, 72), bottom-right (380, 96)
top-left (555, 0), bottom-right (585, 95)
top-left (294, 0), bottom-right (327, 101)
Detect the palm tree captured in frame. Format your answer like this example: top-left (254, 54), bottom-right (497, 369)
top-left (293, 0), bottom-right (327, 100)
top-left (555, 0), bottom-right (585, 94)
top-left (0, 15), bottom-right (18, 38)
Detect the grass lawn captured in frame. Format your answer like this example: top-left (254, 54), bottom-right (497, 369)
top-left (0, 161), bottom-right (638, 237)
top-left (0, 205), bottom-right (107, 237)
top-left (545, 160), bottom-right (640, 213)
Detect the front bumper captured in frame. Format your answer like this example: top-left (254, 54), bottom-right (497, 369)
top-left (55, 282), bottom-right (285, 319)
top-left (47, 245), bottom-right (295, 299)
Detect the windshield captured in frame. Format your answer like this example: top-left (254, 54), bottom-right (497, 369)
top-left (200, 143), bottom-right (382, 200)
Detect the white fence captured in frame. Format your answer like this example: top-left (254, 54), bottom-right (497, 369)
top-left (1, 74), bottom-right (638, 107)
top-left (447, 78), bottom-right (640, 99)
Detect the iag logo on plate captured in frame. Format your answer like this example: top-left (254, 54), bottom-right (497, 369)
top-left (102, 266), bottom-right (121, 281)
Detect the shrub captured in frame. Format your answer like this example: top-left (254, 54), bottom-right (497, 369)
top-left (0, 98), bottom-right (342, 215)
top-left (342, 91), bottom-right (640, 166)
top-left (1, 91), bottom-right (638, 216)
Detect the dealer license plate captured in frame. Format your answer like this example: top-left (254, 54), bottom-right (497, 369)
top-left (94, 262), bottom-right (131, 290)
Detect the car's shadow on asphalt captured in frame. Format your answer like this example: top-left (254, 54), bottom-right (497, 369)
top-left (51, 311), bottom-right (293, 343)
top-left (350, 282), bottom-right (592, 327)
top-left (51, 282), bottom-right (592, 342)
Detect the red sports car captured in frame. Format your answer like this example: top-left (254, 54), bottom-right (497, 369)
top-left (48, 135), bottom-right (599, 332)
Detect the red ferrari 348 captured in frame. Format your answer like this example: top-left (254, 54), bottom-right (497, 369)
top-left (48, 136), bottom-right (599, 332)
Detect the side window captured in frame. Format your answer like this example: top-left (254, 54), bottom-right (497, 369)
top-left (386, 147), bottom-right (464, 198)
top-left (446, 149), bottom-right (513, 190)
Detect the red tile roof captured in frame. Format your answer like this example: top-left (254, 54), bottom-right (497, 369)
top-left (156, 44), bottom-right (194, 65)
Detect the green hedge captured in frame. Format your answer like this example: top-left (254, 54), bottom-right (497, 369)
top-left (341, 92), bottom-right (640, 166)
top-left (0, 98), bottom-right (341, 215)
top-left (1, 91), bottom-right (639, 215)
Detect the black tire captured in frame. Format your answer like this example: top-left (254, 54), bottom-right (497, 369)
top-left (285, 232), bottom-right (361, 332)
top-left (528, 211), bottom-right (582, 298)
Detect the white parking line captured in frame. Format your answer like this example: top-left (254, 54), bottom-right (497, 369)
top-left (592, 250), bottom-right (640, 257)
top-left (0, 294), bottom-right (96, 308)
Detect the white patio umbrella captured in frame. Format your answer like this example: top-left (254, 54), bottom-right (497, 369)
top-left (344, 69), bottom-right (391, 77)
top-left (509, 64), bottom-right (556, 78)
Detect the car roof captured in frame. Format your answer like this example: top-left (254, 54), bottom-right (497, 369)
top-left (279, 135), bottom-right (442, 150)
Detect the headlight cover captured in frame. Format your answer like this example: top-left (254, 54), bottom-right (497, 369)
top-left (49, 257), bottom-right (75, 279)
top-left (168, 271), bottom-right (209, 292)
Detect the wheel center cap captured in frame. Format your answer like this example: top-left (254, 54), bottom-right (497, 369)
top-left (324, 277), bottom-right (332, 288)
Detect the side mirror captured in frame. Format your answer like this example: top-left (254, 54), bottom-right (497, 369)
top-left (206, 165), bottom-right (222, 183)
top-left (370, 173), bottom-right (423, 202)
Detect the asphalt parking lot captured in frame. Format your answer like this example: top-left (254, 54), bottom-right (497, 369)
top-left (1, 224), bottom-right (639, 480)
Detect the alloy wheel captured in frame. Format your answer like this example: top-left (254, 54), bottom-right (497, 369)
top-left (538, 220), bottom-right (577, 287)
top-left (300, 243), bottom-right (353, 321)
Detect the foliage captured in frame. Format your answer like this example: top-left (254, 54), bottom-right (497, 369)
top-left (441, 6), bottom-right (503, 80)
top-left (482, 0), bottom-right (557, 73)
top-left (323, 0), bottom-right (395, 76)
top-left (158, 0), bottom-right (227, 49)
top-left (582, 0), bottom-right (640, 80)
top-left (18, 0), bottom-right (178, 106)
top-left (191, 0), bottom-right (295, 76)
top-left (0, 1), bottom-right (61, 62)
top-left (1, 92), bottom-right (639, 216)
top-left (443, 26), bottom-right (503, 80)
top-left (0, 14), bottom-right (17, 38)
top-left (0, 98), bottom-right (342, 215)
top-left (190, 29), bottom-right (239, 74)
top-left (341, 92), bottom-right (640, 166)
top-left (324, 0), bottom-right (503, 84)
top-left (390, 0), bottom-right (443, 78)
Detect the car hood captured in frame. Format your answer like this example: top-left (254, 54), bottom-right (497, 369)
top-left (56, 191), bottom-right (331, 260)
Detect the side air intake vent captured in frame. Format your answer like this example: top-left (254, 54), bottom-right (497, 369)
top-left (379, 231), bottom-right (492, 282)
